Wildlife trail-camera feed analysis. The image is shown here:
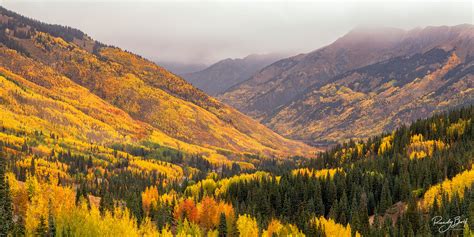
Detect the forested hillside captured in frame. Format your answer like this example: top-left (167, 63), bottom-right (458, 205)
top-left (0, 6), bottom-right (314, 166)
top-left (0, 82), bottom-right (472, 235)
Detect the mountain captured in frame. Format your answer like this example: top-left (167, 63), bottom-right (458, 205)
top-left (182, 54), bottom-right (284, 96)
top-left (0, 6), bottom-right (314, 165)
top-left (220, 25), bottom-right (474, 145)
top-left (154, 61), bottom-right (207, 75)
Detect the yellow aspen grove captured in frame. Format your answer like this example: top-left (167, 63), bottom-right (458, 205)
top-left (292, 168), bottom-right (343, 179)
top-left (236, 214), bottom-right (259, 237)
top-left (420, 166), bottom-right (474, 209)
top-left (407, 134), bottom-right (447, 159)
top-left (262, 219), bottom-right (305, 237)
top-left (311, 216), bottom-right (360, 237)
top-left (378, 134), bottom-right (394, 155)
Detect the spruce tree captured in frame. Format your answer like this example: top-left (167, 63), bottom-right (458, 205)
top-left (48, 211), bottom-right (56, 237)
top-left (338, 191), bottom-right (349, 224)
top-left (36, 216), bottom-right (48, 237)
top-left (218, 213), bottom-right (227, 237)
top-left (0, 155), bottom-right (13, 235)
top-left (379, 180), bottom-right (392, 214)
top-left (314, 180), bottom-right (325, 216)
top-left (328, 200), bottom-right (339, 221)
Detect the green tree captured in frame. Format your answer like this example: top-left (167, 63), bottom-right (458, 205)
top-left (218, 213), bottom-right (227, 237)
top-left (378, 179), bottom-right (392, 214)
top-left (36, 216), bottom-right (48, 237)
top-left (0, 156), bottom-right (13, 235)
top-left (48, 210), bottom-right (56, 237)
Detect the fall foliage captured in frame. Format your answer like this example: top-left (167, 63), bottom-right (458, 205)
top-left (311, 216), bottom-right (360, 237)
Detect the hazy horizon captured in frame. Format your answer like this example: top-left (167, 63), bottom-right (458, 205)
top-left (1, 0), bottom-right (472, 65)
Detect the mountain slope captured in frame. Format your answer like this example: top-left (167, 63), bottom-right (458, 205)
top-left (220, 25), bottom-right (474, 120)
top-left (182, 54), bottom-right (283, 96)
top-left (0, 7), bottom-right (315, 162)
top-left (267, 47), bottom-right (473, 144)
top-left (220, 25), bottom-right (474, 144)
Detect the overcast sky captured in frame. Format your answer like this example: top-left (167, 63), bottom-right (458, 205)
top-left (1, 0), bottom-right (472, 65)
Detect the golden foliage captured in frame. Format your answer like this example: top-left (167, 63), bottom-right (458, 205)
top-left (8, 171), bottom-right (159, 236)
top-left (311, 216), bottom-right (360, 237)
top-left (184, 171), bottom-right (271, 198)
top-left (236, 214), bottom-right (259, 237)
top-left (378, 134), bottom-right (394, 155)
top-left (420, 166), bottom-right (474, 209)
top-left (408, 134), bottom-right (447, 159)
top-left (0, 30), bottom-right (315, 159)
top-left (129, 159), bottom-right (183, 180)
top-left (262, 219), bottom-right (305, 237)
top-left (292, 168), bottom-right (343, 179)
top-left (447, 119), bottom-right (471, 137)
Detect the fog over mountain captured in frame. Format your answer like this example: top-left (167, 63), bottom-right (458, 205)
top-left (155, 61), bottom-right (208, 75)
top-left (1, 0), bottom-right (472, 65)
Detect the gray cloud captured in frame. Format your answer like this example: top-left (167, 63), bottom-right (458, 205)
top-left (1, 0), bottom-right (472, 64)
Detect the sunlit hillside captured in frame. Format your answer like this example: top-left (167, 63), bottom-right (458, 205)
top-left (0, 7), bottom-right (314, 166)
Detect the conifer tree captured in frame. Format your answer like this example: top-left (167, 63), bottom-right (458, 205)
top-left (48, 211), bottom-right (56, 237)
top-left (379, 180), bottom-right (392, 214)
top-left (36, 216), bottom-right (48, 237)
top-left (0, 155), bottom-right (13, 235)
top-left (314, 181), bottom-right (325, 216)
top-left (218, 213), bottom-right (227, 237)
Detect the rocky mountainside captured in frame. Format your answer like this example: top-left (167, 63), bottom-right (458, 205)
top-left (0, 6), bottom-right (314, 165)
top-left (220, 25), bottom-right (474, 145)
top-left (182, 54), bottom-right (284, 96)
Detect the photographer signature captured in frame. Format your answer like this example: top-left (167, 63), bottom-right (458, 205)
top-left (431, 216), bottom-right (468, 233)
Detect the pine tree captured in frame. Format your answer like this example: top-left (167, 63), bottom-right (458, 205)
top-left (314, 180), bottom-right (325, 216)
top-left (99, 190), bottom-right (114, 215)
top-left (36, 216), bottom-right (48, 237)
top-left (0, 155), bottom-right (13, 235)
top-left (405, 195), bottom-right (420, 233)
top-left (48, 211), bottom-right (56, 237)
top-left (328, 200), bottom-right (339, 221)
top-left (358, 194), bottom-right (370, 236)
top-left (338, 191), bottom-right (348, 224)
top-left (379, 180), bottom-right (392, 214)
top-left (218, 213), bottom-right (227, 237)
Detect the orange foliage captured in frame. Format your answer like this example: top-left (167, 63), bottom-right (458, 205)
top-left (196, 196), bottom-right (234, 230)
top-left (141, 186), bottom-right (159, 216)
top-left (174, 198), bottom-right (199, 223)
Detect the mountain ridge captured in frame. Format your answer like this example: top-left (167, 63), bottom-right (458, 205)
top-left (0, 6), bottom-right (315, 165)
top-left (220, 24), bottom-right (474, 144)
top-left (182, 53), bottom-right (285, 96)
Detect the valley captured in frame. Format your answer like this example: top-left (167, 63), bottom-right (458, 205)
top-left (0, 4), bottom-right (473, 237)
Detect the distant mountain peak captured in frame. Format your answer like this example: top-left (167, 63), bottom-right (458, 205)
top-left (182, 53), bottom-right (285, 96)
